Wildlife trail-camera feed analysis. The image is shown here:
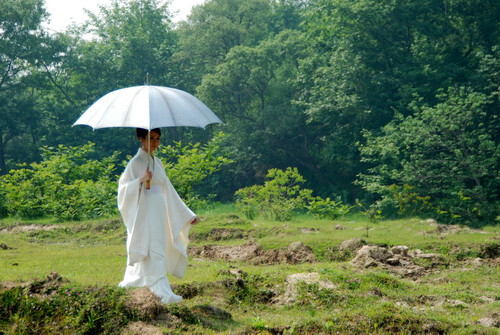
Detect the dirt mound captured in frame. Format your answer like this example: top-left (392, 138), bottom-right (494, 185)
top-left (191, 304), bottom-right (233, 328)
top-left (1, 224), bottom-right (60, 234)
top-left (274, 272), bottom-right (336, 305)
top-left (477, 314), bottom-right (499, 328)
top-left (350, 245), bottom-right (444, 277)
top-left (189, 241), bottom-right (316, 265)
top-left (25, 272), bottom-right (67, 296)
top-left (122, 321), bottom-right (162, 335)
top-left (190, 241), bottom-right (261, 262)
top-left (125, 288), bottom-right (164, 320)
top-left (207, 228), bottom-right (247, 240)
top-left (479, 243), bottom-right (499, 258)
top-left (300, 227), bottom-right (320, 234)
top-left (420, 222), bottom-right (487, 236)
top-left (339, 238), bottom-right (367, 252)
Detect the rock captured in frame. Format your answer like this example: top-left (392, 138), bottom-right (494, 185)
top-left (391, 246), bottom-right (409, 256)
top-left (426, 218), bottom-right (437, 225)
top-left (0, 243), bottom-right (12, 250)
top-left (334, 224), bottom-right (345, 230)
top-left (386, 258), bottom-right (400, 266)
top-left (339, 238), bottom-right (366, 252)
top-left (409, 249), bottom-right (442, 260)
top-left (351, 245), bottom-right (391, 268)
top-left (300, 228), bottom-right (320, 234)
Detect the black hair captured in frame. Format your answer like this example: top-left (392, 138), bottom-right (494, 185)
top-left (136, 128), bottom-right (161, 139)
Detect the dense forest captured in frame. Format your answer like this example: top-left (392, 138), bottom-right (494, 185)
top-left (0, 0), bottom-right (498, 225)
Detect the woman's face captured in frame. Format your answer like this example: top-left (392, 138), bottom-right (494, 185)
top-left (140, 131), bottom-right (161, 153)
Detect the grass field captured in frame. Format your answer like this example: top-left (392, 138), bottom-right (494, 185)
top-left (0, 205), bottom-right (498, 334)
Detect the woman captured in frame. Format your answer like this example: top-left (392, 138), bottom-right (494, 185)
top-left (118, 128), bottom-right (198, 303)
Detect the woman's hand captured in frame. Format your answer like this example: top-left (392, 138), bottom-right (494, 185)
top-left (190, 217), bottom-right (199, 225)
top-left (140, 168), bottom-right (152, 184)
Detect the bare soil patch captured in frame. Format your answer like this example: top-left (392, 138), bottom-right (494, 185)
top-left (1, 224), bottom-right (60, 234)
top-left (121, 321), bottom-right (162, 335)
top-left (189, 241), bottom-right (316, 265)
top-left (125, 288), bottom-right (164, 320)
top-left (207, 228), bottom-right (248, 240)
top-left (273, 272), bottom-right (336, 305)
top-left (24, 271), bottom-right (67, 297)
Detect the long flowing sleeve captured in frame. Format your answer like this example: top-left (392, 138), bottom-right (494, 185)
top-left (118, 157), bottom-right (150, 266)
top-left (158, 160), bottom-right (196, 279)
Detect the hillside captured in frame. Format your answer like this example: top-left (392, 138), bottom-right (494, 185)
top-left (1, 207), bottom-right (498, 334)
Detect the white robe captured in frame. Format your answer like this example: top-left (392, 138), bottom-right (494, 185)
top-left (117, 148), bottom-right (195, 303)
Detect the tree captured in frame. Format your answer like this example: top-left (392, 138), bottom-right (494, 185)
top-left (294, 0), bottom-right (500, 199)
top-left (173, 0), bottom-right (274, 92)
top-left (38, 0), bottom-right (181, 157)
top-left (0, 0), bottom-right (55, 174)
top-left (197, 30), bottom-right (330, 194)
top-left (357, 87), bottom-right (499, 225)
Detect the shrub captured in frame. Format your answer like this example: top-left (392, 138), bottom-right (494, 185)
top-left (157, 132), bottom-right (233, 209)
top-left (236, 167), bottom-right (351, 221)
top-left (306, 196), bottom-right (352, 220)
top-left (357, 87), bottom-right (499, 225)
top-left (235, 167), bottom-right (313, 221)
top-left (0, 143), bottom-right (119, 220)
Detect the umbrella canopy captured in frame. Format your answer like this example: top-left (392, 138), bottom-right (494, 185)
top-left (73, 85), bottom-right (222, 130)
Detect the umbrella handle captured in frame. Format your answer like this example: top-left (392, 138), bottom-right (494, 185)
top-left (146, 130), bottom-right (151, 190)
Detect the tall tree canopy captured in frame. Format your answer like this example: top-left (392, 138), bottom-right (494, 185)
top-left (0, 0), bottom-right (497, 224)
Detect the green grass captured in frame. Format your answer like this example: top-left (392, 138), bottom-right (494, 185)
top-left (1, 205), bottom-right (499, 334)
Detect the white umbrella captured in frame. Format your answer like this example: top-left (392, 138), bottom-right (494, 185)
top-left (73, 85), bottom-right (222, 130)
top-left (73, 85), bottom-right (223, 188)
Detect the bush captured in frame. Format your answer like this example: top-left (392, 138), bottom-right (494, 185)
top-left (357, 87), bottom-right (499, 226)
top-left (0, 143), bottom-right (119, 220)
top-left (235, 167), bottom-right (351, 221)
top-left (235, 167), bottom-right (312, 221)
top-left (157, 132), bottom-right (233, 210)
top-left (306, 196), bottom-right (352, 220)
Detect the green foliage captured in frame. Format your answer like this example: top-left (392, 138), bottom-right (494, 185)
top-left (0, 281), bottom-right (133, 334)
top-left (0, 0), bottom-right (56, 174)
top-left (218, 269), bottom-right (274, 305)
top-left (157, 132), bottom-right (233, 209)
top-left (235, 167), bottom-right (313, 221)
top-left (1, 0), bottom-right (499, 226)
top-left (236, 167), bottom-right (355, 221)
top-left (357, 87), bottom-right (499, 225)
top-left (0, 143), bottom-right (119, 220)
top-left (306, 196), bottom-right (352, 220)
top-left (356, 200), bottom-right (382, 238)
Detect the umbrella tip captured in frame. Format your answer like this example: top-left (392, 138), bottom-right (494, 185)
top-left (145, 73), bottom-right (149, 85)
